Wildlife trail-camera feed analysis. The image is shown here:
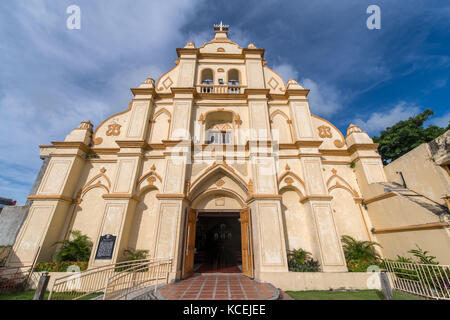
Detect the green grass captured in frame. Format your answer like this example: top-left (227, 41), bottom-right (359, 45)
top-left (1, 289), bottom-right (424, 301)
top-left (286, 290), bottom-right (424, 300)
top-left (0, 290), bottom-right (103, 300)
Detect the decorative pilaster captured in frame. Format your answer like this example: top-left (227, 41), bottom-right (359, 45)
top-left (247, 89), bottom-right (289, 275)
top-left (345, 124), bottom-right (386, 197)
top-left (89, 80), bottom-right (156, 267)
top-left (299, 154), bottom-right (348, 272)
top-left (285, 79), bottom-right (313, 140)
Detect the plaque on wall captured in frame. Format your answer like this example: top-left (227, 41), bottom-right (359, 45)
top-left (95, 234), bottom-right (116, 260)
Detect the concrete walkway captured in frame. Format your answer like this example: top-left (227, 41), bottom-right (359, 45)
top-left (155, 274), bottom-right (279, 300)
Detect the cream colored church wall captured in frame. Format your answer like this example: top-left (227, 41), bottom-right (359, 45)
top-left (384, 143), bottom-right (450, 205)
top-left (70, 187), bottom-right (106, 244)
top-left (229, 162), bottom-right (249, 179)
top-left (323, 165), bottom-right (363, 196)
top-left (330, 188), bottom-right (369, 241)
top-left (269, 106), bottom-right (294, 143)
top-left (8, 200), bottom-right (70, 264)
top-left (277, 159), bottom-right (305, 181)
top-left (139, 159), bottom-right (166, 182)
top-left (280, 189), bottom-right (320, 259)
top-left (153, 200), bottom-right (184, 262)
top-left (368, 195), bottom-right (442, 228)
top-left (375, 228), bottom-right (450, 264)
top-left (365, 191), bottom-right (450, 262)
top-left (190, 173), bottom-right (248, 205)
top-left (250, 199), bottom-right (288, 273)
top-left (321, 164), bottom-right (371, 242)
top-left (73, 162), bottom-right (117, 194)
top-left (38, 156), bottom-right (85, 198)
top-left (193, 193), bottom-right (242, 210)
top-left (248, 101), bottom-right (271, 140)
top-left (148, 105), bottom-right (173, 143)
top-left (91, 108), bottom-right (131, 148)
top-left (127, 189), bottom-right (159, 255)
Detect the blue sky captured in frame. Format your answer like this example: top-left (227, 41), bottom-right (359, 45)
top-left (0, 0), bottom-right (449, 203)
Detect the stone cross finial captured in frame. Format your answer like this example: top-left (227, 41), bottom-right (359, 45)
top-left (214, 21), bottom-right (229, 32)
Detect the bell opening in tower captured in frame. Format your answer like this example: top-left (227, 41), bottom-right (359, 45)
top-left (193, 212), bottom-right (242, 274)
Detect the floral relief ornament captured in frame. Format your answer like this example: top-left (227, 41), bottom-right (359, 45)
top-left (318, 125), bottom-right (333, 138)
top-left (106, 123), bottom-right (121, 136)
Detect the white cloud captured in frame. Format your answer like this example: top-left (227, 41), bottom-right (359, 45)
top-left (0, 0), bottom-right (203, 202)
top-left (430, 111), bottom-right (450, 128)
top-left (353, 102), bottom-right (421, 135)
top-left (300, 78), bottom-right (342, 116)
top-left (229, 28), bottom-right (251, 48)
top-left (273, 63), bottom-right (298, 82)
top-left (270, 66), bottom-right (343, 117)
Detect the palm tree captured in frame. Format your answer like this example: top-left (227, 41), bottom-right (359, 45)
top-left (341, 235), bottom-right (381, 261)
top-left (53, 230), bottom-right (93, 263)
top-left (287, 248), bottom-right (313, 264)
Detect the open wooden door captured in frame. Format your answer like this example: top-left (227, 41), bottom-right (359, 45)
top-left (240, 208), bottom-right (254, 278)
top-left (182, 209), bottom-right (197, 279)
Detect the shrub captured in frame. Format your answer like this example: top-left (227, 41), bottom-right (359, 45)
top-left (123, 248), bottom-right (149, 261)
top-left (287, 248), bottom-right (321, 272)
top-left (341, 235), bottom-right (381, 261)
top-left (34, 261), bottom-right (88, 272)
top-left (347, 259), bottom-right (382, 272)
top-left (408, 245), bottom-right (439, 265)
top-left (52, 230), bottom-right (93, 263)
top-left (394, 255), bottom-right (413, 263)
top-left (384, 246), bottom-right (445, 286)
top-left (114, 248), bottom-right (150, 272)
top-left (341, 235), bottom-right (382, 272)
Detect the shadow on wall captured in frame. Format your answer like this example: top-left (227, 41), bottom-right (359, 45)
top-left (0, 246), bottom-right (12, 266)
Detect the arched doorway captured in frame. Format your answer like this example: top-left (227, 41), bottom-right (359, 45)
top-left (194, 210), bottom-right (242, 274)
top-left (181, 165), bottom-right (253, 279)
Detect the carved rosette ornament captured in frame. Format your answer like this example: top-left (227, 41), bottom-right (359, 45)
top-left (284, 177), bottom-right (294, 185)
top-left (215, 179), bottom-right (225, 187)
top-left (147, 176), bottom-right (157, 185)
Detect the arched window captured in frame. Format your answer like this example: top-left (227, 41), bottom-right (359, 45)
top-left (227, 69), bottom-right (240, 86)
top-left (205, 111), bottom-right (233, 145)
top-left (201, 69), bottom-right (214, 85)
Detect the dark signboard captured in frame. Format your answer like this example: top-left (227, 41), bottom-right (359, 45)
top-left (95, 234), bottom-right (116, 260)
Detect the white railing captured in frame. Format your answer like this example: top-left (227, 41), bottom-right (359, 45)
top-left (197, 84), bottom-right (244, 94)
top-left (103, 258), bottom-right (172, 300)
top-left (384, 261), bottom-right (450, 300)
top-left (48, 258), bottom-right (172, 300)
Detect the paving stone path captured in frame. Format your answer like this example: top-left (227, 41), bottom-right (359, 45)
top-left (155, 274), bottom-right (279, 300)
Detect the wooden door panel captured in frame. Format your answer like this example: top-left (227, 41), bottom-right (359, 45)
top-left (182, 209), bottom-right (197, 279)
top-left (240, 208), bottom-right (254, 278)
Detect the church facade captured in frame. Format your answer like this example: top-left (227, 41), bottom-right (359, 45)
top-left (8, 24), bottom-right (389, 281)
